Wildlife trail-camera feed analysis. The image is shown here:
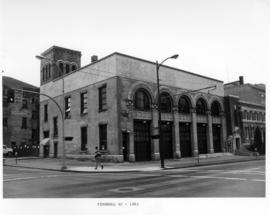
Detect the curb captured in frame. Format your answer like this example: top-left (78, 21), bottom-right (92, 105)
top-left (3, 157), bottom-right (264, 173)
top-left (163, 157), bottom-right (265, 170)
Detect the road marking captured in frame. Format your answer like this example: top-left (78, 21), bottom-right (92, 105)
top-left (3, 174), bottom-right (72, 182)
top-left (168, 174), bottom-right (264, 182)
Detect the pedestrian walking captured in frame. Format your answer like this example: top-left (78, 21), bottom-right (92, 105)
top-left (94, 146), bottom-right (103, 170)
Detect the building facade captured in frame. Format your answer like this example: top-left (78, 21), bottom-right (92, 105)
top-left (39, 46), bottom-right (228, 161)
top-left (224, 76), bottom-right (265, 154)
top-left (2, 76), bottom-right (40, 156)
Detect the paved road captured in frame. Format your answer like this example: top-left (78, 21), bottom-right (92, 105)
top-left (3, 160), bottom-right (265, 198)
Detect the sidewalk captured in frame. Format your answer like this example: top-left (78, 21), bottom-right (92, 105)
top-left (3, 154), bottom-right (265, 173)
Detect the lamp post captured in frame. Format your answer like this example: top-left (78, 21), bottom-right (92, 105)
top-left (156, 54), bottom-right (179, 168)
top-left (36, 55), bottom-right (67, 170)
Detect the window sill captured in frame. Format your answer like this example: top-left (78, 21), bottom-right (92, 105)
top-left (99, 109), bottom-right (107, 113)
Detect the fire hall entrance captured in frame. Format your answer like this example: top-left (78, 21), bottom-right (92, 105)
top-left (179, 122), bottom-right (192, 157)
top-left (213, 124), bottom-right (221, 152)
top-left (161, 121), bottom-right (173, 159)
top-left (197, 123), bottom-right (207, 154)
top-left (134, 120), bottom-right (151, 161)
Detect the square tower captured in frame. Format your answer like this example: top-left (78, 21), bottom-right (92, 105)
top-left (39, 46), bottom-right (81, 85)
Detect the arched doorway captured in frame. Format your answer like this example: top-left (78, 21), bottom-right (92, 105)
top-left (178, 96), bottom-right (192, 157)
top-left (196, 98), bottom-right (208, 154)
top-left (211, 101), bottom-right (222, 153)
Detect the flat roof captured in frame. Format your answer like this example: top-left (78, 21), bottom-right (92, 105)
top-left (79, 51), bottom-right (223, 83)
top-left (41, 45), bottom-right (81, 56)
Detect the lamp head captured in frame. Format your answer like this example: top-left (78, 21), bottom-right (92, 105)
top-left (171, 54), bottom-right (179, 59)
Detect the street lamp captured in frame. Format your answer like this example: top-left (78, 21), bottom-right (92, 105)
top-left (156, 54), bottom-right (179, 168)
top-left (36, 55), bottom-right (67, 170)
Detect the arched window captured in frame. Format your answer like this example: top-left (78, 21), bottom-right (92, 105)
top-left (59, 62), bottom-right (64, 75)
top-left (42, 68), bottom-right (45, 81)
top-left (159, 92), bottom-right (172, 113)
top-left (134, 89), bottom-right (151, 111)
top-left (45, 65), bottom-right (48, 80)
top-left (178, 96), bottom-right (191, 113)
top-left (48, 64), bottom-right (51, 78)
top-left (66, 64), bottom-right (70, 74)
top-left (211, 101), bottom-right (221, 116)
top-left (252, 112), bottom-right (255, 120)
top-left (196, 98), bottom-right (207, 115)
top-left (71, 65), bottom-right (77, 71)
top-left (243, 110), bottom-right (247, 119)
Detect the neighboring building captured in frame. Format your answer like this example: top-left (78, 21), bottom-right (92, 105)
top-left (39, 46), bottom-right (228, 161)
top-left (224, 76), bottom-right (265, 154)
top-left (2, 76), bottom-right (40, 156)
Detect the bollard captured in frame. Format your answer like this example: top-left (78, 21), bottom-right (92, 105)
top-left (15, 152), bottom-right (18, 165)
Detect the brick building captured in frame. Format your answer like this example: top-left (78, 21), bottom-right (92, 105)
top-left (224, 76), bottom-right (265, 154)
top-left (2, 76), bottom-right (40, 155)
top-left (39, 46), bottom-right (228, 161)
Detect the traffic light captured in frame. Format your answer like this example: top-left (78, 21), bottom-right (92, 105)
top-left (7, 88), bottom-right (15, 103)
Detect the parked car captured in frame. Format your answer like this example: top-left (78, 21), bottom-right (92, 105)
top-left (3, 145), bottom-right (13, 156)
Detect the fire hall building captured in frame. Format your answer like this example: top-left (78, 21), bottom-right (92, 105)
top-left (39, 46), bottom-right (227, 162)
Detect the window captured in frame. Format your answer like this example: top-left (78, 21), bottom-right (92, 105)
top-left (211, 101), bottom-right (220, 116)
top-left (7, 88), bottom-right (14, 103)
top-left (99, 85), bottom-right (107, 111)
top-left (48, 64), bottom-right (51, 78)
top-left (65, 64), bottom-right (70, 74)
top-left (53, 116), bottom-right (58, 137)
top-left (22, 99), bottom-right (28, 108)
top-left (32, 110), bottom-right (37, 119)
top-left (80, 92), bottom-right (88, 114)
top-left (234, 105), bottom-right (239, 126)
top-left (45, 66), bottom-right (48, 80)
top-left (134, 89), bottom-right (150, 111)
top-left (159, 92), bottom-right (172, 113)
top-left (32, 129), bottom-right (37, 140)
top-left (99, 124), bottom-right (107, 150)
top-left (3, 118), bottom-right (8, 127)
top-left (81, 127), bottom-right (87, 151)
top-left (65, 96), bottom-right (71, 118)
top-left (43, 131), bottom-right (49, 138)
top-left (196, 98), bottom-right (206, 115)
top-left (71, 65), bottom-right (77, 71)
top-left (179, 96), bottom-right (190, 113)
top-left (59, 63), bottom-right (64, 76)
top-left (22, 117), bottom-right (27, 129)
top-left (44, 104), bottom-right (48, 122)
top-left (42, 68), bottom-right (45, 81)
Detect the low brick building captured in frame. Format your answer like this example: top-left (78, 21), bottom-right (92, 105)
top-left (39, 46), bottom-right (228, 161)
top-left (224, 76), bottom-right (265, 154)
top-left (2, 76), bottom-right (40, 156)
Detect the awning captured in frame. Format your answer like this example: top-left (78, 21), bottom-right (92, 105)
top-left (40, 138), bottom-right (50, 146)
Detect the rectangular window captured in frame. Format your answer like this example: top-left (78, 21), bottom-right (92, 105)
top-left (81, 127), bottom-right (87, 151)
top-left (32, 110), bottom-right (37, 119)
top-left (32, 129), bottom-right (37, 139)
top-left (99, 124), bottom-right (107, 150)
top-left (22, 99), bottom-right (28, 108)
top-left (43, 131), bottom-right (49, 138)
top-left (99, 85), bottom-right (107, 111)
top-left (80, 92), bottom-right (88, 114)
top-left (3, 117), bottom-right (8, 127)
top-left (65, 96), bottom-right (71, 118)
top-left (53, 116), bottom-right (58, 137)
top-left (44, 104), bottom-right (48, 122)
top-left (22, 117), bottom-right (27, 129)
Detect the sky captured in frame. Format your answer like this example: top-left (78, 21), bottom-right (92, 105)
top-left (1, 0), bottom-right (270, 87)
